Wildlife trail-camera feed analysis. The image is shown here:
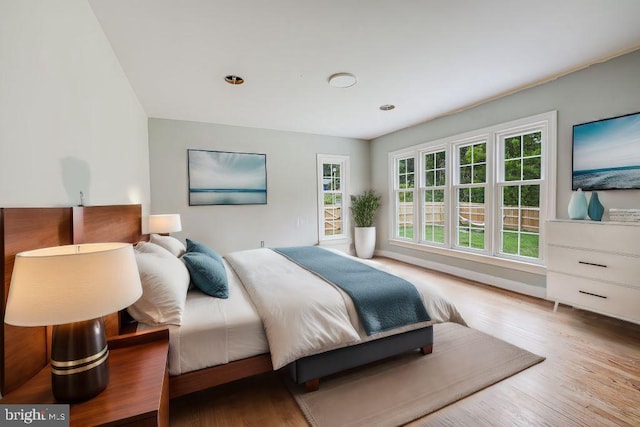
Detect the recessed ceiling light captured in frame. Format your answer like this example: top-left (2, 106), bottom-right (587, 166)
top-left (225, 75), bottom-right (244, 85)
top-left (379, 104), bottom-right (395, 111)
top-left (328, 73), bottom-right (357, 88)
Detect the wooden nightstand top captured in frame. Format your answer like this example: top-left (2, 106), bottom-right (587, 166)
top-left (2, 328), bottom-right (170, 427)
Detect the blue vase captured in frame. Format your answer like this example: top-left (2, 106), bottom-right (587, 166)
top-left (588, 191), bottom-right (604, 221)
top-left (568, 189), bottom-right (588, 219)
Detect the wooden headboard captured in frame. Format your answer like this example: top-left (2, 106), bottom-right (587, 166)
top-left (0, 204), bottom-right (142, 395)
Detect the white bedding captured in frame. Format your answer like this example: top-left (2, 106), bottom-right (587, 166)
top-left (138, 259), bottom-right (269, 375)
top-left (225, 247), bottom-right (466, 370)
top-left (139, 248), bottom-right (465, 376)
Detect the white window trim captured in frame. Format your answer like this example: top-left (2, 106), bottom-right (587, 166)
top-left (317, 154), bottom-right (350, 242)
top-left (494, 118), bottom-right (553, 264)
top-left (452, 137), bottom-right (491, 254)
top-left (418, 145), bottom-right (449, 247)
top-left (389, 151), bottom-right (416, 242)
top-left (388, 111), bottom-right (557, 274)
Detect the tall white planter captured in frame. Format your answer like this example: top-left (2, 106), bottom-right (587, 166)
top-left (354, 227), bottom-right (376, 259)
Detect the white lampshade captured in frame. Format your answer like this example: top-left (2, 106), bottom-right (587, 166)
top-left (5, 243), bottom-right (142, 327)
top-left (148, 214), bottom-right (182, 234)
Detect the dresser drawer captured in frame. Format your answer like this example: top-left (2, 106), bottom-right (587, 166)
top-left (546, 220), bottom-right (640, 256)
top-left (547, 245), bottom-right (640, 288)
top-left (547, 272), bottom-right (640, 322)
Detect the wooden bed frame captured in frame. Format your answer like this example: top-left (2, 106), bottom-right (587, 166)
top-left (1, 204), bottom-right (433, 399)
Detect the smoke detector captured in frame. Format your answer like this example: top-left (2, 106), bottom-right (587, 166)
top-left (328, 73), bottom-right (357, 88)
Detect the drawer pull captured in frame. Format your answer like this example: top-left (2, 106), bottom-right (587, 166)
top-left (578, 290), bottom-right (607, 299)
top-left (578, 261), bottom-right (607, 268)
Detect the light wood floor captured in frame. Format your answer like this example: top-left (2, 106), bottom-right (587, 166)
top-left (171, 257), bottom-right (640, 426)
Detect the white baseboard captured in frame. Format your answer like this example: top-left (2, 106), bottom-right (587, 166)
top-left (318, 238), bottom-right (353, 254)
top-left (375, 249), bottom-right (547, 299)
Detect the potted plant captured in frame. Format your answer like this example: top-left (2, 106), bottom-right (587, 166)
top-left (350, 190), bottom-right (381, 258)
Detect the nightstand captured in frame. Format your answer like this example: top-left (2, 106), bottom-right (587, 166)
top-left (2, 328), bottom-right (170, 426)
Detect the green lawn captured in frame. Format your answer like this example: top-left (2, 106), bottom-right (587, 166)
top-left (501, 231), bottom-right (539, 258)
top-left (456, 229), bottom-right (485, 249)
top-left (397, 225), bottom-right (539, 258)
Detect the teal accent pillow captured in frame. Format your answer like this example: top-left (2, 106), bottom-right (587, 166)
top-left (182, 252), bottom-right (228, 298)
top-left (186, 239), bottom-right (224, 264)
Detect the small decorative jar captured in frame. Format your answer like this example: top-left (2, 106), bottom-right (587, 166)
top-left (588, 191), bottom-right (604, 221)
top-left (568, 188), bottom-right (588, 220)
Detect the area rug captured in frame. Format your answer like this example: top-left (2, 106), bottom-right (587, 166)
top-left (288, 322), bottom-right (544, 427)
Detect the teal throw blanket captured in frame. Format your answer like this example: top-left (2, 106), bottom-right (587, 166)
top-left (274, 246), bottom-right (430, 335)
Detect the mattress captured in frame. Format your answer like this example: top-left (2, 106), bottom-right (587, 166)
top-left (138, 260), bottom-right (269, 376)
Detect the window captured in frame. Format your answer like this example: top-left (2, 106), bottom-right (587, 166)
top-left (498, 130), bottom-right (542, 259)
top-left (394, 156), bottom-right (415, 239)
top-left (421, 149), bottom-right (446, 244)
top-left (317, 155), bottom-right (350, 241)
top-left (455, 141), bottom-right (487, 250)
top-left (389, 111), bottom-right (556, 270)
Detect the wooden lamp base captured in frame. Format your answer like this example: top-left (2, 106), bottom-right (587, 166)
top-left (51, 318), bottom-right (109, 402)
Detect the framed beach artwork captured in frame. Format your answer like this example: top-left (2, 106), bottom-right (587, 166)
top-left (572, 111), bottom-right (640, 191)
top-left (188, 149), bottom-right (267, 205)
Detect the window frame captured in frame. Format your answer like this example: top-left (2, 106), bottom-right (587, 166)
top-left (388, 111), bottom-right (557, 274)
top-left (495, 122), bottom-right (548, 262)
top-left (317, 154), bottom-right (350, 242)
top-left (418, 145), bottom-right (449, 247)
top-left (391, 152), bottom-right (417, 241)
top-left (452, 136), bottom-right (491, 253)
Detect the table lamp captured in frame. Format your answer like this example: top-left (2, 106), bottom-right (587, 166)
top-left (4, 243), bottom-right (142, 402)
top-left (148, 214), bottom-right (182, 235)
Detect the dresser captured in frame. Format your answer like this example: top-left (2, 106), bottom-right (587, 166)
top-left (546, 220), bottom-right (640, 324)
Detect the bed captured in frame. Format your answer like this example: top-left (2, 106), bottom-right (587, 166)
top-left (133, 234), bottom-right (465, 395)
top-left (0, 204), bottom-right (465, 399)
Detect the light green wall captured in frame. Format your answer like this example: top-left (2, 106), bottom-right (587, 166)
top-left (0, 0), bottom-right (149, 211)
top-left (371, 49), bottom-right (640, 289)
top-left (148, 118), bottom-right (369, 255)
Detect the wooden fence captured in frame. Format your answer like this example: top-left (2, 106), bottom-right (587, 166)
top-left (325, 203), bottom-right (540, 234)
top-left (502, 207), bottom-right (539, 232)
top-left (324, 206), bottom-right (342, 235)
top-left (398, 202), bottom-right (539, 232)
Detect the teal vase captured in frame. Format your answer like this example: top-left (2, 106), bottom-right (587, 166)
top-left (568, 189), bottom-right (588, 219)
top-left (588, 191), bottom-right (604, 221)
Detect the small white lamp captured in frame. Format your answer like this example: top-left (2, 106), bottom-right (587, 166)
top-left (148, 214), bottom-right (182, 235)
top-left (4, 243), bottom-right (142, 402)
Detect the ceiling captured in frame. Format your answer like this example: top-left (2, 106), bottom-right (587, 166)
top-left (89, 0), bottom-right (640, 140)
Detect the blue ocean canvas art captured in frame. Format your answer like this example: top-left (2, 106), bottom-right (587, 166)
top-left (572, 112), bottom-right (640, 190)
top-left (188, 149), bottom-right (267, 205)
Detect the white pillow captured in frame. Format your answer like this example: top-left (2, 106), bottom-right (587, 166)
top-left (128, 246), bottom-right (190, 326)
top-left (149, 233), bottom-right (186, 257)
top-left (135, 241), bottom-right (174, 256)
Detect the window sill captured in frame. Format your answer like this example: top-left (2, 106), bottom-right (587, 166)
top-left (388, 239), bottom-right (546, 275)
